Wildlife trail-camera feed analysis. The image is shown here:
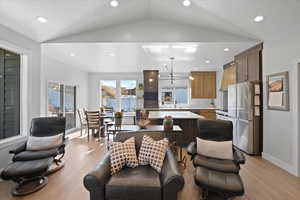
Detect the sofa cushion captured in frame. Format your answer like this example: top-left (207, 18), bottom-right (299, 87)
top-left (26, 134), bottom-right (63, 151)
top-left (106, 165), bottom-right (161, 200)
top-left (115, 132), bottom-right (166, 154)
top-left (196, 137), bottom-right (233, 160)
top-left (109, 137), bottom-right (139, 175)
top-left (13, 148), bottom-right (59, 161)
top-left (138, 135), bottom-right (168, 173)
top-left (193, 154), bottom-right (239, 173)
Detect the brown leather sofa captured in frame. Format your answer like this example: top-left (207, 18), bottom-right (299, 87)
top-left (83, 132), bottom-right (184, 200)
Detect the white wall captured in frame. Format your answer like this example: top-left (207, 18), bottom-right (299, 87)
top-left (262, 36), bottom-right (300, 176)
top-left (0, 24), bottom-right (41, 170)
top-left (40, 54), bottom-right (89, 128)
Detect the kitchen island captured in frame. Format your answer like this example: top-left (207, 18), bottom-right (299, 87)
top-left (148, 111), bottom-right (204, 147)
top-left (146, 107), bottom-right (217, 120)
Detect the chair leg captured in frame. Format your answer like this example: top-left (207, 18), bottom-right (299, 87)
top-left (80, 127), bottom-right (83, 136)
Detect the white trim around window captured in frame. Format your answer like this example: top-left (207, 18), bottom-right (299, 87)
top-left (0, 40), bottom-right (30, 147)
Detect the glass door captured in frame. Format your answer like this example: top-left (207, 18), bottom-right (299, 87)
top-left (64, 85), bottom-right (76, 130)
top-left (47, 82), bottom-right (64, 117)
top-left (47, 82), bottom-right (76, 130)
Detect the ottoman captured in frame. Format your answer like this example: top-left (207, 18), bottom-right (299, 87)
top-left (1, 158), bottom-right (53, 196)
top-left (194, 166), bottom-right (244, 200)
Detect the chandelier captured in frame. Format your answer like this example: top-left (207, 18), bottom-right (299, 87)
top-left (159, 57), bottom-right (192, 84)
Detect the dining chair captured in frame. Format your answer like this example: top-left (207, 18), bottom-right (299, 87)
top-left (85, 111), bottom-right (104, 141)
top-left (103, 106), bottom-right (113, 113)
top-left (78, 108), bottom-right (88, 136)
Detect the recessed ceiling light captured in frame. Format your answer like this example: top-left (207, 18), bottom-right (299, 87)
top-left (182, 0), bottom-right (191, 7)
top-left (110, 0), bottom-right (119, 7)
top-left (224, 48), bottom-right (230, 52)
top-left (205, 60), bottom-right (211, 64)
top-left (70, 53), bottom-right (75, 57)
top-left (36, 16), bottom-right (47, 23)
top-left (254, 16), bottom-right (264, 23)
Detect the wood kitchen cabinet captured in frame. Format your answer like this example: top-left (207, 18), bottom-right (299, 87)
top-left (143, 70), bottom-right (159, 108)
top-left (221, 62), bottom-right (236, 89)
top-left (236, 55), bottom-right (248, 82)
top-left (235, 43), bottom-right (263, 83)
top-left (191, 71), bottom-right (216, 99)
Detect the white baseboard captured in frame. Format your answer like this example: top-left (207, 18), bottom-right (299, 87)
top-left (262, 152), bottom-right (298, 176)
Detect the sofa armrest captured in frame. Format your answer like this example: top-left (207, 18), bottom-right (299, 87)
top-left (187, 142), bottom-right (197, 157)
top-left (9, 141), bottom-right (27, 154)
top-left (233, 147), bottom-right (246, 165)
top-left (161, 149), bottom-right (184, 200)
top-left (83, 151), bottom-right (111, 200)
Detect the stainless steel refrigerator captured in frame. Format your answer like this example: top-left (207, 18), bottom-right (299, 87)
top-left (228, 82), bottom-right (262, 155)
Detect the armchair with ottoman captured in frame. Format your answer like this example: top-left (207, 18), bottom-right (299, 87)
top-left (84, 131), bottom-right (184, 200)
top-left (187, 119), bottom-right (246, 200)
top-left (1, 117), bottom-right (67, 196)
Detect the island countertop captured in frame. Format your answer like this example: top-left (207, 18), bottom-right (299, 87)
top-left (148, 111), bottom-right (204, 120)
top-left (145, 107), bottom-right (218, 111)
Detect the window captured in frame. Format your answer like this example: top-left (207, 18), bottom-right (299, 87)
top-left (47, 82), bottom-right (77, 130)
top-left (120, 80), bottom-right (137, 112)
top-left (0, 49), bottom-right (21, 140)
top-left (100, 80), bottom-right (117, 112)
top-left (174, 87), bottom-right (188, 104)
top-left (160, 79), bottom-right (189, 106)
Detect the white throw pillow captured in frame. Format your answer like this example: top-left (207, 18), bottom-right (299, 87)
top-left (196, 137), bottom-right (233, 160)
top-left (27, 134), bottom-right (63, 151)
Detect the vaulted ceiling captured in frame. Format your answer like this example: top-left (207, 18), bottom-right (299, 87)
top-left (42, 42), bottom-right (255, 72)
top-left (1, 0), bottom-right (299, 43)
top-left (2, 0), bottom-right (299, 72)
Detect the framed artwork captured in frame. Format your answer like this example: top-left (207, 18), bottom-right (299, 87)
top-left (266, 71), bottom-right (289, 111)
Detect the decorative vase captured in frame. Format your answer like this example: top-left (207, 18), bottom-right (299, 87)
top-left (114, 112), bottom-right (123, 128)
top-left (163, 115), bottom-right (173, 132)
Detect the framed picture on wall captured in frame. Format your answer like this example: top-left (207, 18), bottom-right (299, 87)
top-left (266, 71), bottom-right (290, 111)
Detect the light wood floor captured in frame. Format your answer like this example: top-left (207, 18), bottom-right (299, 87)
top-left (0, 132), bottom-right (300, 200)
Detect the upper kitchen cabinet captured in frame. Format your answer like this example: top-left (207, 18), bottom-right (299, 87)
top-left (235, 43), bottom-right (263, 83)
top-left (143, 70), bottom-right (159, 108)
top-left (221, 62), bottom-right (236, 89)
top-left (191, 71), bottom-right (216, 99)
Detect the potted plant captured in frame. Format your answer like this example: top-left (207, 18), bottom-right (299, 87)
top-left (114, 112), bottom-right (123, 127)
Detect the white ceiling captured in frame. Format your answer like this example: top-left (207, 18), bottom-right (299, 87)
top-left (2, 0), bottom-right (300, 73)
top-left (0, 0), bottom-right (299, 42)
top-left (42, 42), bottom-right (255, 72)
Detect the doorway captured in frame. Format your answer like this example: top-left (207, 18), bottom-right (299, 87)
top-left (47, 82), bottom-right (77, 130)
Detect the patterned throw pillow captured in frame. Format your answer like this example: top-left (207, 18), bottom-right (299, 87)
top-left (138, 135), bottom-right (169, 173)
top-left (109, 137), bottom-right (139, 175)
